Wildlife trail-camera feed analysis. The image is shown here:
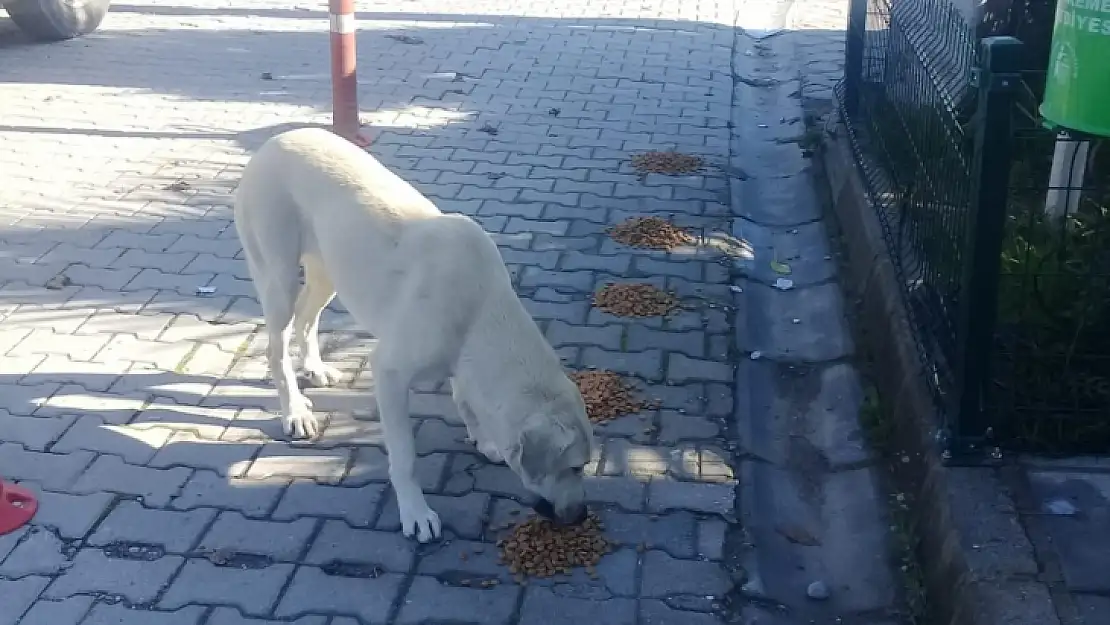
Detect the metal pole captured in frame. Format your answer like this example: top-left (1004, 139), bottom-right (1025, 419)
top-left (329, 0), bottom-right (367, 146)
top-left (949, 36), bottom-right (1024, 459)
top-left (843, 0), bottom-right (867, 116)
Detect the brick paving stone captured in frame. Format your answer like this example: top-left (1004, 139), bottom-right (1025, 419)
top-left (159, 558), bottom-right (296, 616)
top-left (43, 548), bottom-right (184, 604)
top-left (698, 518), bottom-right (729, 561)
top-left (416, 538), bottom-right (511, 582)
top-left (658, 411), bottom-right (721, 444)
top-left (93, 335), bottom-right (196, 371)
top-left (585, 475), bottom-right (648, 511)
top-left (304, 520), bottom-right (416, 573)
top-left (647, 479), bottom-right (735, 515)
top-left (271, 479), bottom-right (386, 527)
top-left (76, 310), bottom-right (175, 340)
top-left (148, 431), bottom-right (261, 477)
top-left (595, 413), bottom-right (654, 443)
top-left (599, 440), bottom-right (671, 479)
top-left (72, 455), bottom-right (191, 507)
top-left (597, 509), bottom-right (698, 558)
top-left (88, 500), bottom-right (216, 553)
top-left (0, 444), bottom-right (94, 491)
top-left (129, 403), bottom-right (238, 439)
top-left (519, 588), bottom-right (636, 625)
top-left (274, 566), bottom-right (404, 623)
top-left (573, 547), bottom-right (640, 597)
top-left (206, 608), bottom-right (327, 625)
top-left (16, 596), bottom-right (95, 625)
top-left (10, 329), bottom-right (112, 361)
top-left (414, 418), bottom-right (474, 454)
top-left (667, 354), bottom-right (734, 384)
top-left (171, 471), bottom-right (287, 517)
top-left (0, 527), bottom-right (70, 576)
top-left (443, 458), bottom-right (532, 501)
top-left (0, 412), bottom-right (77, 451)
top-left (80, 604), bottom-right (206, 625)
top-left (580, 347), bottom-right (664, 380)
top-left (626, 326), bottom-right (707, 358)
top-left (0, 525), bottom-right (28, 563)
top-left (0, 576), bottom-right (49, 625)
top-left (546, 320), bottom-right (624, 350)
top-left (26, 489), bottom-right (116, 540)
top-left (395, 576), bottom-right (520, 625)
top-left (31, 384), bottom-right (148, 424)
top-left (196, 512), bottom-right (316, 562)
top-left (640, 600), bottom-right (722, 625)
top-left (641, 550), bottom-right (732, 598)
top-left (52, 415), bottom-right (173, 464)
top-left (245, 443), bottom-right (351, 485)
top-left (159, 314), bottom-right (256, 353)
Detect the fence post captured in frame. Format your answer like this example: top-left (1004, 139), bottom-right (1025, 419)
top-left (843, 0), bottom-right (868, 116)
top-left (948, 36), bottom-right (1024, 459)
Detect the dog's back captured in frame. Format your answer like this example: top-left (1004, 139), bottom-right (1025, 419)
top-left (234, 127), bottom-right (517, 338)
top-left (235, 127), bottom-right (440, 244)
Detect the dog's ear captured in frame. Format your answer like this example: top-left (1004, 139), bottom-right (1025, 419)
top-left (509, 422), bottom-right (568, 483)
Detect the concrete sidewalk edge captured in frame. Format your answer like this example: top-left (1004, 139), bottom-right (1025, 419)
top-left (815, 109), bottom-right (1063, 625)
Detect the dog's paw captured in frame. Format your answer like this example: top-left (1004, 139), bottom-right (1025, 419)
top-left (398, 500), bottom-right (442, 543)
top-left (302, 361), bottom-right (343, 388)
top-left (477, 441), bottom-right (505, 464)
top-left (465, 436), bottom-right (505, 464)
top-left (282, 400), bottom-right (320, 440)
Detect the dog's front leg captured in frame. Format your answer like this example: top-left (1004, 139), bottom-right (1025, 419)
top-left (376, 363), bottom-right (442, 542)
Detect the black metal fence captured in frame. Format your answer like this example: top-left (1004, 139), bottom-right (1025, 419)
top-left (836, 0), bottom-right (1110, 455)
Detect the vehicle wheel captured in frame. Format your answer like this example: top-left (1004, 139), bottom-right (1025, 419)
top-left (3, 0), bottom-right (111, 42)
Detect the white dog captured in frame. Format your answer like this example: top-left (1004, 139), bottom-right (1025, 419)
top-left (233, 127), bottom-right (596, 542)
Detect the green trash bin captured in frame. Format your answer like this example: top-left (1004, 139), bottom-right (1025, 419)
top-left (1039, 0), bottom-right (1110, 137)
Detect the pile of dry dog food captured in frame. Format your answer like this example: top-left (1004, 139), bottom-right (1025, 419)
top-left (606, 215), bottom-right (694, 250)
top-left (592, 282), bottom-right (678, 318)
top-left (568, 369), bottom-right (651, 425)
top-left (498, 511), bottom-right (610, 580)
top-left (630, 150), bottom-right (705, 176)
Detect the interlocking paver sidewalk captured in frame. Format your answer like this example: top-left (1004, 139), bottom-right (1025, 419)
top-left (0, 0), bottom-right (895, 624)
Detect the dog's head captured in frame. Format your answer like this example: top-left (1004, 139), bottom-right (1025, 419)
top-left (506, 377), bottom-right (595, 526)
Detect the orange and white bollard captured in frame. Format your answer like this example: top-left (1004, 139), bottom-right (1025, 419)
top-left (0, 479), bottom-right (37, 536)
top-left (329, 0), bottom-right (369, 147)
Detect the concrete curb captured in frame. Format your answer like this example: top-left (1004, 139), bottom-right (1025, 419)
top-left (815, 110), bottom-right (1063, 625)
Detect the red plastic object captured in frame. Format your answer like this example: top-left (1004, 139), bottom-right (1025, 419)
top-left (0, 480), bottom-right (37, 535)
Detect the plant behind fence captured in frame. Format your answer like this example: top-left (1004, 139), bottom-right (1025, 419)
top-left (836, 0), bottom-right (1110, 454)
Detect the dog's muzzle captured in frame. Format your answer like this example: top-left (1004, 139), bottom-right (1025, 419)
top-left (532, 498), bottom-right (588, 526)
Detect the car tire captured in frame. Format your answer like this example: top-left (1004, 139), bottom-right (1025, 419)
top-left (3, 0), bottom-right (111, 42)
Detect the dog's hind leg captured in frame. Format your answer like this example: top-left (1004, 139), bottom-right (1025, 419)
top-left (294, 254), bottom-right (341, 388)
top-left (237, 214), bottom-right (319, 440)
